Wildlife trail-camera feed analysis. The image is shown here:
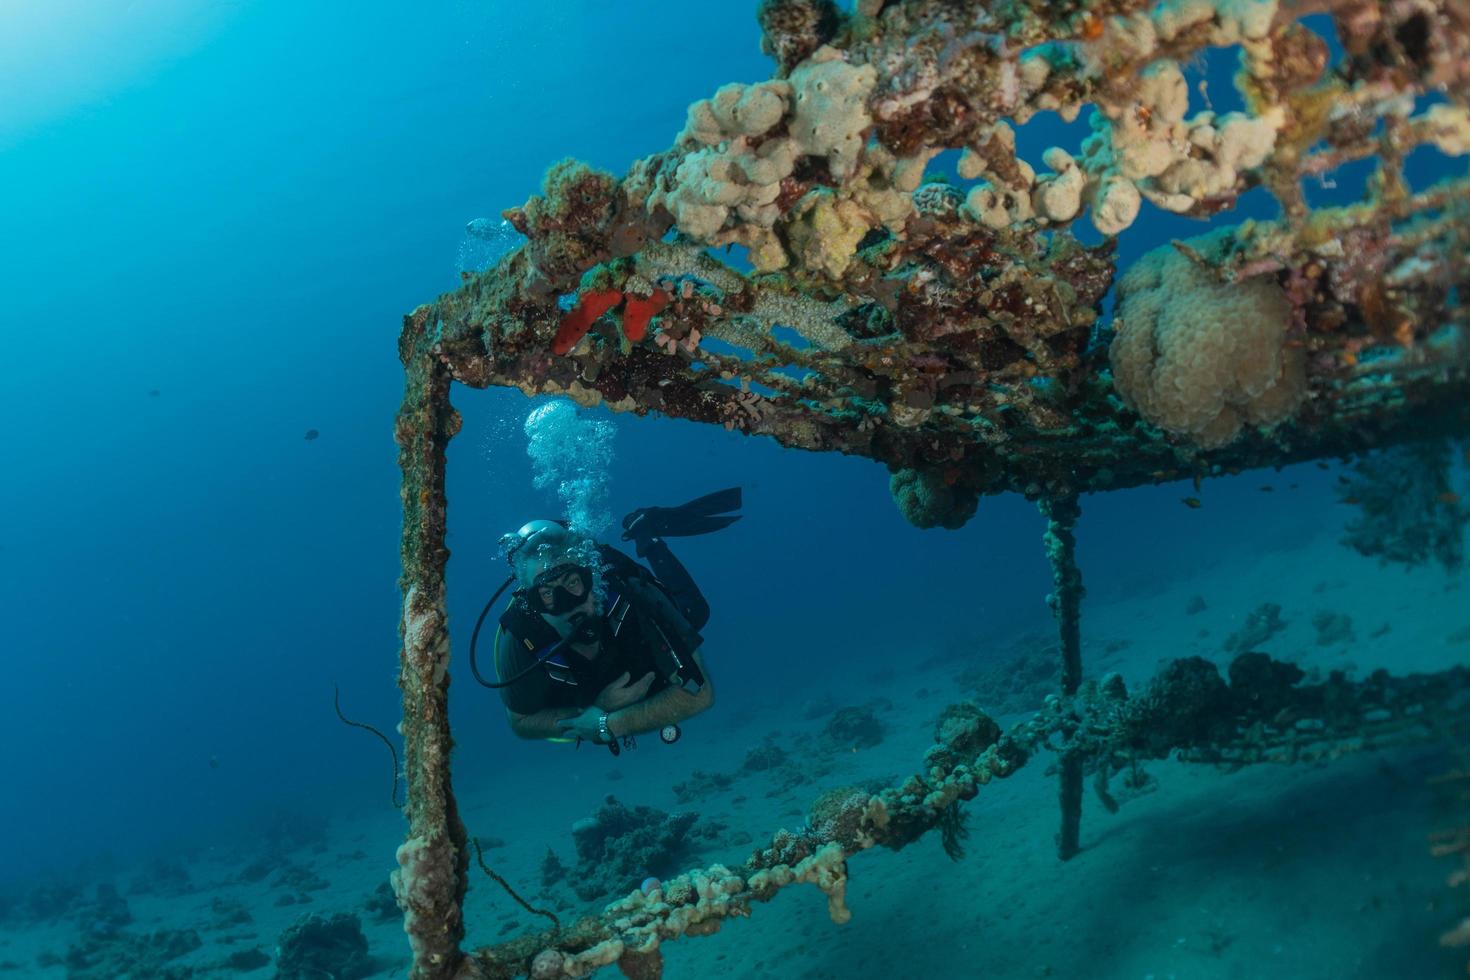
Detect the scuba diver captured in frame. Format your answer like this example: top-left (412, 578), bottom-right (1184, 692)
top-left (470, 488), bottom-right (740, 754)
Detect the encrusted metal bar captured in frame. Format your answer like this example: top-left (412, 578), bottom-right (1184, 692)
top-left (1041, 495), bottom-right (1087, 859)
top-left (415, 0), bottom-right (1470, 529)
top-left (461, 654), bottom-right (1470, 978)
top-left (392, 307), bottom-right (473, 980)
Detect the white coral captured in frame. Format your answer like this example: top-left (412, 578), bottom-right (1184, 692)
top-left (1109, 233), bottom-right (1306, 448)
top-left (789, 46), bottom-right (878, 182)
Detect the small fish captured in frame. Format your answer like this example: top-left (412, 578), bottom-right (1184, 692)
top-left (304, 429), bottom-right (320, 441)
top-left (1337, 475), bottom-right (1352, 485)
top-left (1341, 496), bottom-right (1361, 505)
top-left (209, 755), bottom-right (220, 769)
top-left (1182, 496), bottom-right (1202, 509)
top-left (1439, 492), bottom-right (1460, 505)
top-left (1259, 485), bottom-right (1274, 493)
top-left (148, 389), bottom-right (161, 397)
top-left (1315, 461), bottom-right (1330, 470)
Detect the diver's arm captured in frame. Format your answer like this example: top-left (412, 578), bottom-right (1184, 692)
top-left (507, 706), bottom-right (579, 740)
top-left (607, 650), bottom-right (715, 738)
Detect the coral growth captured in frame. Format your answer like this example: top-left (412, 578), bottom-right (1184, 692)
top-left (757, 0), bottom-right (843, 75)
top-left (890, 467), bottom-right (979, 530)
top-left (504, 160), bottom-right (665, 298)
top-left (417, 0), bottom-right (1470, 533)
top-left (1111, 231), bottom-right (1306, 448)
top-left (63, 926), bottom-right (201, 980)
top-left (1338, 441), bottom-right (1467, 571)
top-left (470, 654), bottom-right (1470, 976)
top-left (274, 912), bottom-right (373, 980)
top-left (563, 796), bottom-right (717, 902)
top-left (552, 288), bottom-right (674, 354)
top-left (552, 289), bottom-right (622, 355)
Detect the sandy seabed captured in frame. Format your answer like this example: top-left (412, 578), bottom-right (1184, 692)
top-left (5, 526), bottom-right (1467, 979)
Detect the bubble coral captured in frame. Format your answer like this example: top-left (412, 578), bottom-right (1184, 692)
top-left (890, 467), bottom-right (979, 530)
top-left (1109, 232), bottom-right (1307, 448)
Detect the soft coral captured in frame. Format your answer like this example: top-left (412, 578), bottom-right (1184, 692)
top-left (621, 292), bottom-right (672, 343)
top-left (551, 288), bottom-right (672, 354)
top-left (551, 289), bottom-right (623, 355)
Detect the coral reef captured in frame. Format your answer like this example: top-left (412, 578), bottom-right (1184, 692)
top-left (63, 927), bottom-right (201, 980)
top-left (954, 638), bottom-right (1060, 716)
top-left (563, 796), bottom-right (715, 903)
top-left (274, 912), bottom-right (373, 980)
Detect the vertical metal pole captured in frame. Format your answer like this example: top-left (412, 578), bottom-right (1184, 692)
top-left (1040, 495), bottom-right (1085, 860)
top-left (393, 307), bottom-right (473, 979)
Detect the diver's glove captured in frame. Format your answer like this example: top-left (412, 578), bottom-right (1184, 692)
top-left (621, 487), bottom-right (742, 557)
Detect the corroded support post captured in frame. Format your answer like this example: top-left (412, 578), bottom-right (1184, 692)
top-left (393, 306), bottom-right (474, 979)
top-left (1040, 495), bottom-right (1085, 861)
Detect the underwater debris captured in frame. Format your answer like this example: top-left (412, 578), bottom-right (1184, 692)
top-left (392, 0), bottom-right (1470, 975)
top-left (1338, 441), bottom-right (1468, 571)
top-left (414, 0), bottom-right (1470, 530)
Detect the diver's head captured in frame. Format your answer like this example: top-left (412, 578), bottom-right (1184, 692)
top-left (501, 520), bottom-right (601, 632)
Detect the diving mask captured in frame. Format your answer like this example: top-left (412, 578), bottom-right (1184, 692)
top-left (533, 564), bottom-right (592, 616)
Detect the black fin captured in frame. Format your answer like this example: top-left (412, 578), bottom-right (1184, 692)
top-left (621, 487), bottom-right (742, 540)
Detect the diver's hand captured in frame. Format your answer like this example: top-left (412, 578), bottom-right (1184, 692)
top-left (595, 671), bottom-right (655, 711)
top-left (557, 706), bottom-right (608, 744)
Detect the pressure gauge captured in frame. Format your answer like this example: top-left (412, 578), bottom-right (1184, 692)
top-left (659, 724), bottom-right (681, 745)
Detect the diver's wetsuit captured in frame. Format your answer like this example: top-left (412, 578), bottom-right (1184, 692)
top-left (493, 540), bottom-right (708, 715)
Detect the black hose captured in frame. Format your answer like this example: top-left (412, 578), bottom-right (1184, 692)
top-left (468, 575), bottom-right (579, 689)
top-left (332, 685), bottom-right (402, 809)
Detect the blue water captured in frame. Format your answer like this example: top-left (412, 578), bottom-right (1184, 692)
top-left (2, 3), bottom-right (1466, 978)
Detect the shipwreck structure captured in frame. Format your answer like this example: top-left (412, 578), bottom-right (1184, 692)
top-left (393, 0), bottom-right (1470, 976)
